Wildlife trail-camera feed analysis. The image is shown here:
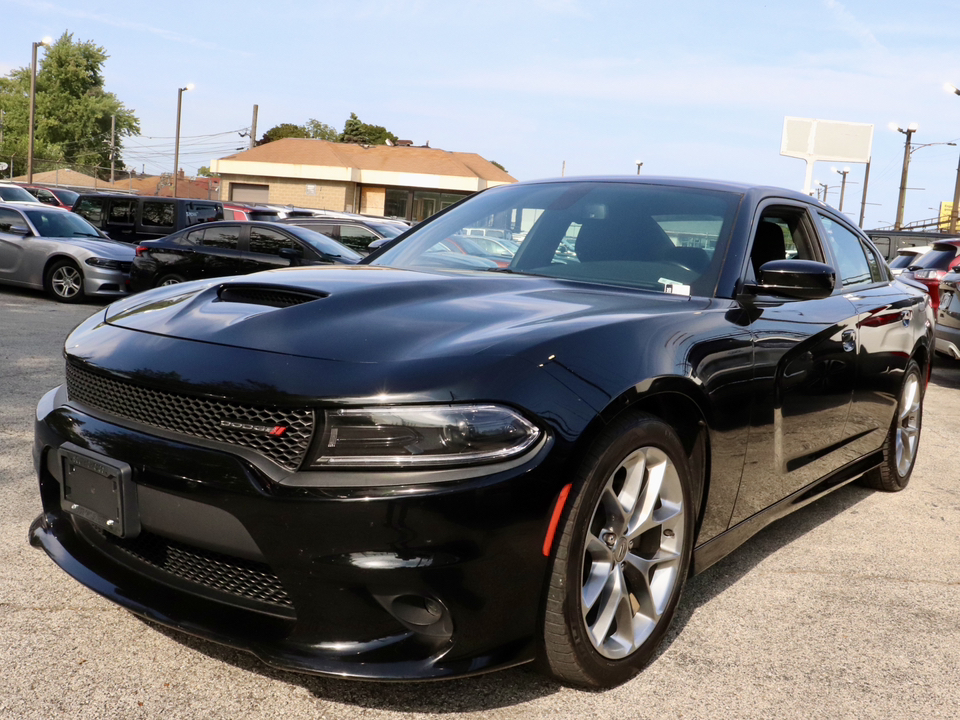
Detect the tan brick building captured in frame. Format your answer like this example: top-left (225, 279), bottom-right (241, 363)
top-left (210, 139), bottom-right (515, 221)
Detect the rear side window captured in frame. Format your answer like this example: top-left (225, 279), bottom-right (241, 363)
top-left (186, 203), bottom-right (222, 226)
top-left (819, 215), bottom-right (873, 287)
top-left (142, 201), bottom-right (175, 229)
top-left (201, 226), bottom-right (240, 249)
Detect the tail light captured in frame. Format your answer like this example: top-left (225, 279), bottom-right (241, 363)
top-left (914, 269), bottom-right (947, 281)
top-left (135, 246), bottom-right (148, 257)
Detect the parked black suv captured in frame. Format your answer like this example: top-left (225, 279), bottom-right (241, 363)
top-left (73, 194), bottom-right (222, 243)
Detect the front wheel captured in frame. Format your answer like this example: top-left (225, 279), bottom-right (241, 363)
top-left (540, 413), bottom-right (694, 689)
top-left (860, 359), bottom-right (923, 492)
top-left (45, 260), bottom-right (85, 303)
top-left (156, 274), bottom-right (186, 287)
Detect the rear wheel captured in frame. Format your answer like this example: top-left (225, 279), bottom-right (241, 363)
top-left (540, 413), bottom-right (694, 688)
top-left (860, 359), bottom-right (923, 492)
top-left (45, 260), bottom-right (85, 303)
top-left (156, 274), bottom-right (186, 287)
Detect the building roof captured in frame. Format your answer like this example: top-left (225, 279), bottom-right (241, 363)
top-left (11, 168), bottom-right (106, 188)
top-left (215, 139), bottom-right (515, 186)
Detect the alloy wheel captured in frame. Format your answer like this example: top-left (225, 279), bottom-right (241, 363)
top-left (895, 372), bottom-right (921, 476)
top-left (580, 446), bottom-right (685, 659)
top-left (51, 265), bottom-right (82, 299)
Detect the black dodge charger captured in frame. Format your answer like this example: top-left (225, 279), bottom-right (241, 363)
top-left (30, 177), bottom-right (933, 688)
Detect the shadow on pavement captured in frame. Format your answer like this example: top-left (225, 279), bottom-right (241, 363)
top-left (930, 355), bottom-right (960, 390)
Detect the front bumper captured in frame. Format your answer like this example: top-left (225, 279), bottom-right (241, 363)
top-left (934, 321), bottom-right (960, 360)
top-left (31, 385), bottom-right (562, 680)
top-left (82, 265), bottom-right (130, 297)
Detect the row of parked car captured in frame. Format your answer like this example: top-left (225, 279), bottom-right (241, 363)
top-left (0, 182), bottom-right (414, 302)
top-left (1, 180), bottom-right (958, 365)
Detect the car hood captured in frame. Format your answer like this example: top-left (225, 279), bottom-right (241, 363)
top-left (104, 265), bottom-right (706, 363)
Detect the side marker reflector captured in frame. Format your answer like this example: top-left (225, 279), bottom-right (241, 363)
top-left (542, 483), bottom-right (573, 557)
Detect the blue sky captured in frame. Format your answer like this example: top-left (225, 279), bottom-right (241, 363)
top-left (4, 0), bottom-right (960, 229)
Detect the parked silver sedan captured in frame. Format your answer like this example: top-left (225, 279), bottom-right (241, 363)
top-left (0, 202), bottom-right (134, 303)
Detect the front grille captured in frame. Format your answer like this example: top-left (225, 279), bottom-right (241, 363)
top-left (66, 362), bottom-right (314, 470)
top-left (118, 261), bottom-right (132, 273)
top-left (99, 528), bottom-right (293, 608)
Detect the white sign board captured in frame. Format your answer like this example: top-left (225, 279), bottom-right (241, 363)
top-left (0, 162), bottom-right (8, 171)
top-left (781, 117), bottom-right (874, 194)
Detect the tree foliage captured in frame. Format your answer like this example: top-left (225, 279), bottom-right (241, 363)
top-left (257, 113), bottom-right (398, 147)
top-left (339, 112), bottom-right (398, 145)
top-left (0, 32), bottom-right (140, 178)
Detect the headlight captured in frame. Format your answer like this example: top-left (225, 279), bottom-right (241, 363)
top-left (307, 404), bottom-right (541, 468)
top-left (85, 257), bottom-right (122, 270)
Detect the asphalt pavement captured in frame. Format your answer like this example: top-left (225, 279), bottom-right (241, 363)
top-left (1, 285), bottom-right (958, 720)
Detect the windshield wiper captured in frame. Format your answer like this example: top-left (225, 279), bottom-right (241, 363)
top-left (484, 266), bottom-right (520, 274)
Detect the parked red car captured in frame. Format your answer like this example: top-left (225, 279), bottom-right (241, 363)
top-left (899, 240), bottom-right (960, 311)
top-left (19, 184), bottom-right (80, 210)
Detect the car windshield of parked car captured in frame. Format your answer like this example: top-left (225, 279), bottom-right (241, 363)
top-left (0, 186), bottom-right (41, 203)
top-left (909, 246), bottom-right (958, 270)
top-left (49, 188), bottom-right (80, 206)
top-left (283, 224), bottom-right (364, 261)
top-left (889, 253), bottom-right (921, 269)
top-left (368, 222), bottom-right (405, 239)
top-left (24, 208), bottom-right (104, 238)
top-left (370, 181), bottom-right (741, 297)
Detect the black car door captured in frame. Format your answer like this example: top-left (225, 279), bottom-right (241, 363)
top-left (197, 224), bottom-right (245, 279)
top-left (242, 226), bottom-right (319, 273)
top-left (730, 201), bottom-right (860, 526)
top-left (814, 211), bottom-right (924, 466)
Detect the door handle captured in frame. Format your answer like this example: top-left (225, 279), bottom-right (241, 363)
top-left (842, 329), bottom-right (856, 353)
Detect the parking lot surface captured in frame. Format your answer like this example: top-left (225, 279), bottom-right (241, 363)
top-left (2, 286), bottom-right (958, 720)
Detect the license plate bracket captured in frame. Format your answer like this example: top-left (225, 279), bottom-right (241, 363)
top-left (59, 443), bottom-right (140, 538)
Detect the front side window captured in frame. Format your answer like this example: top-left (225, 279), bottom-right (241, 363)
top-left (372, 182), bottom-right (741, 297)
top-left (249, 228), bottom-right (299, 256)
top-left (819, 214), bottom-right (873, 288)
top-left (74, 197), bottom-right (106, 226)
top-left (108, 199), bottom-right (137, 224)
top-left (142, 201), bottom-right (175, 229)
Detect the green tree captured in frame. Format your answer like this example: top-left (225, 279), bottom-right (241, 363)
top-left (304, 118), bottom-right (338, 142)
top-left (490, 160), bottom-right (507, 173)
top-left (257, 122), bottom-right (310, 145)
top-left (339, 112), bottom-right (398, 145)
top-left (197, 165), bottom-right (214, 177)
top-left (0, 32), bottom-right (139, 178)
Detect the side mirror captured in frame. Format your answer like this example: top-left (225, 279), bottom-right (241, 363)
top-left (9, 224), bottom-right (31, 236)
top-left (744, 259), bottom-right (836, 300)
top-left (278, 247), bottom-right (303, 266)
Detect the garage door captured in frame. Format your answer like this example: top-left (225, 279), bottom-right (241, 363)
top-left (230, 183), bottom-right (270, 203)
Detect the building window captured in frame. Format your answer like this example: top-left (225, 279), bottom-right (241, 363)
top-left (384, 189), bottom-right (408, 219)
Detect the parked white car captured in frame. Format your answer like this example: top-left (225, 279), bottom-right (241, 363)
top-left (0, 202), bottom-right (134, 302)
top-left (888, 245), bottom-right (932, 276)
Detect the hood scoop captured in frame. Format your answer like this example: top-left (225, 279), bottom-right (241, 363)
top-left (216, 283), bottom-right (329, 308)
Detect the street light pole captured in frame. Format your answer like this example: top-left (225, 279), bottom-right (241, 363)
top-left (27, 37), bottom-right (53, 184)
top-left (892, 122), bottom-right (919, 230)
top-left (833, 167), bottom-right (850, 212)
top-left (172, 84), bottom-right (193, 198)
top-left (948, 84), bottom-right (960, 233)
top-left (635, 160), bottom-right (643, 175)
top-left (818, 182), bottom-right (829, 204)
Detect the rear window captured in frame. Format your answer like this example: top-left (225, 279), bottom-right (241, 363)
top-left (888, 254), bottom-right (917, 269)
top-left (910, 247), bottom-right (959, 270)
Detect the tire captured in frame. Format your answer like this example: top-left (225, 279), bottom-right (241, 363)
top-left (45, 259), bottom-right (85, 303)
top-left (540, 412), bottom-right (694, 689)
top-left (860, 360), bottom-right (923, 492)
top-left (156, 274), bottom-right (186, 287)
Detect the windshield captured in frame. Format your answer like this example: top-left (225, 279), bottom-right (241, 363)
top-left (24, 208), bottom-right (104, 238)
top-left (888, 253), bottom-right (921, 269)
top-left (284, 224), bottom-right (364, 261)
top-left (49, 188), bottom-right (80, 205)
top-left (0, 186), bottom-right (40, 203)
top-left (368, 222), bottom-right (405, 238)
top-left (909, 246), bottom-right (959, 270)
top-left (370, 181), bottom-right (741, 297)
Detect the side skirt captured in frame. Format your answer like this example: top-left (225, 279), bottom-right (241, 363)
top-left (692, 449), bottom-right (883, 575)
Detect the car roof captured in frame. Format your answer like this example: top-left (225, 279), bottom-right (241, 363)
top-left (75, 193), bottom-right (219, 201)
top-left (0, 201), bottom-right (65, 210)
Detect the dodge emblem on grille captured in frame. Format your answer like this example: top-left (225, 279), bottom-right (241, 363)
top-left (220, 419), bottom-right (288, 436)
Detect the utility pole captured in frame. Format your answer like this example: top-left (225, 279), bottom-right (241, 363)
top-left (858, 159), bottom-right (871, 228)
top-left (250, 104), bottom-right (258, 150)
top-left (950, 151), bottom-right (960, 233)
top-left (0, 109), bottom-right (4, 145)
top-left (893, 124), bottom-right (917, 230)
top-left (110, 114), bottom-right (116, 184)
